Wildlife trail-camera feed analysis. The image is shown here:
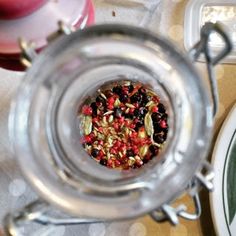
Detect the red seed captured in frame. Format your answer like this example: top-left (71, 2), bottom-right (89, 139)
top-left (107, 97), bottom-right (115, 105)
top-left (119, 117), bottom-right (125, 123)
top-left (89, 133), bottom-right (95, 139)
top-left (133, 146), bottom-right (139, 154)
top-left (136, 160), bottom-right (143, 167)
top-left (92, 117), bottom-right (99, 123)
top-left (98, 127), bottom-right (103, 132)
top-left (114, 140), bottom-right (121, 148)
top-left (160, 120), bottom-right (167, 128)
top-left (82, 105), bottom-right (93, 115)
top-left (98, 140), bottom-right (104, 146)
top-left (113, 123), bottom-right (119, 130)
top-left (145, 154), bottom-right (151, 160)
top-left (99, 150), bottom-right (104, 157)
top-left (132, 139), bottom-right (139, 145)
top-left (107, 159), bottom-right (113, 166)
top-left (145, 139), bottom-right (152, 145)
top-left (152, 106), bottom-right (159, 113)
top-left (130, 131), bottom-right (138, 138)
top-left (124, 120), bottom-right (130, 126)
top-left (152, 96), bottom-right (160, 103)
top-left (115, 160), bottom-right (121, 167)
top-left (82, 135), bottom-right (92, 144)
top-left (110, 148), bottom-right (116, 154)
top-left (139, 139), bottom-right (146, 146)
top-left (130, 123), bottom-right (135, 129)
top-left (122, 87), bottom-right (129, 94)
top-left (120, 142), bottom-right (126, 147)
top-left (139, 127), bottom-right (145, 132)
top-left (107, 104), bottom-right (114, 110)
top-left (129, 108), bottom-right (135, 113)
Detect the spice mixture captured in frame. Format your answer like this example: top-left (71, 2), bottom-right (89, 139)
top-left (79, 81), bottom-right (168, 170)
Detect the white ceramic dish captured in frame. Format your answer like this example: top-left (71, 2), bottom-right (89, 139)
top-left (211, 103), bottom-right (236, 236)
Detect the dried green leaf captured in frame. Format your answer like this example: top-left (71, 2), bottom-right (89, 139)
top-left (146, 101), bottom-right (154, 107)
top-left (147, 89), bottom-right (158, 97)
top-left (152, 142), bottom-right (161, 148)
top-left (100, 92), bottom-right (107, 100)
top-left (144, 112), bottom-right (154, 137)
top-left (124, 81), bottom-right (131, 86)
top-left (83, 116), bottom-right (92, 135)
top-left (107, 136), bottom-right (113, 145)
top-left (108, 115), bottom-right (114, 123)
top-left (125, 127), bottom-right (130, 136)
top-left (125, 108), bottom-right (130, 114)
top-left (114, 98), bottom-right (121, 107)
top-left (104, 110), bottom-right (113, 116)
top-left (138, 129), bottom-right (147, 139)
top-left (97, 133), bottom-right (105, 140)
top-left (125, 103), bottom-right (136, 109)
top-left (139, 145), bottom-right (149, 158)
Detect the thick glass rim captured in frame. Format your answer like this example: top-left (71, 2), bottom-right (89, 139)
top-left (9, 24), bottom-right (213, 219)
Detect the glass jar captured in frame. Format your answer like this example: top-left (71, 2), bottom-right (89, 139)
top-left (0, 0), bottom-right (94, 71)
top-left (5, 22), bottom-right (232, 233)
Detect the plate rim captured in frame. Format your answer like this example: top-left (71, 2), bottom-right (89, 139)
top-left (210, 103), bottom-right (236, 236)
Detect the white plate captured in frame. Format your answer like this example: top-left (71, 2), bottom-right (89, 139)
top-left (211, 104), bottom-right (236, 236)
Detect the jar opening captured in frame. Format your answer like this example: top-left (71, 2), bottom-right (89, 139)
top-left (47, 62), bottom-right (175, 189)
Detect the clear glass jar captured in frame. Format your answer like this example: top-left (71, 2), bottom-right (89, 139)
top-left (6, 22), bottom-right (232, 231)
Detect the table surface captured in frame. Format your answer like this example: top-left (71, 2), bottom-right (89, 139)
top-left (0, 0), bottom-right (236, 235)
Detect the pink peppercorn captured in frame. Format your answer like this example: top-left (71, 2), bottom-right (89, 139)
top-left (82, 135), bottom-right (92, 144)
top-left (120, 146), bottom-right (126, 152)
top-left (110, 148), bottom-right (116, 154)
top-left (119, 117), bottom-right (125, 123)
top-left (130, 123), bottom-right (135, 129)
top-left (92, 117), bottom-right (99, 123)
top-left (98, 150), bottom-right (104, 157)
top-left (98, 127), bottom-right (103, 133)
top-left (152, 96), bottom-right (160, 103)
top-left (113, 123), bottom-right (119, 130)
top-left (124, 120), bottom-right (130, 126)
top-left (107, 159), bottom-right (113, 167)
top-left (160, 120), bottom-right (167, 128)
top-left (133, 146), bottom-right (139, 154)
top-left (114, 140), bottom-right (121, 148)
top-left (115, 160), bottom-right (121, 167)
top-left (107, 97), bottom-right (115, 104)
top-left (82, 105), bottom-right (93, 115)
top-left (130, 131), bottom-right (138, 138)
top-left (129, 108), bottom-right (135, 113)
top-left (107, 104), bottom-right (113, 110)
top-left (98, 140), bottom-right (104, 145)
top-left (152, 106), bottom-right (159, 113)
